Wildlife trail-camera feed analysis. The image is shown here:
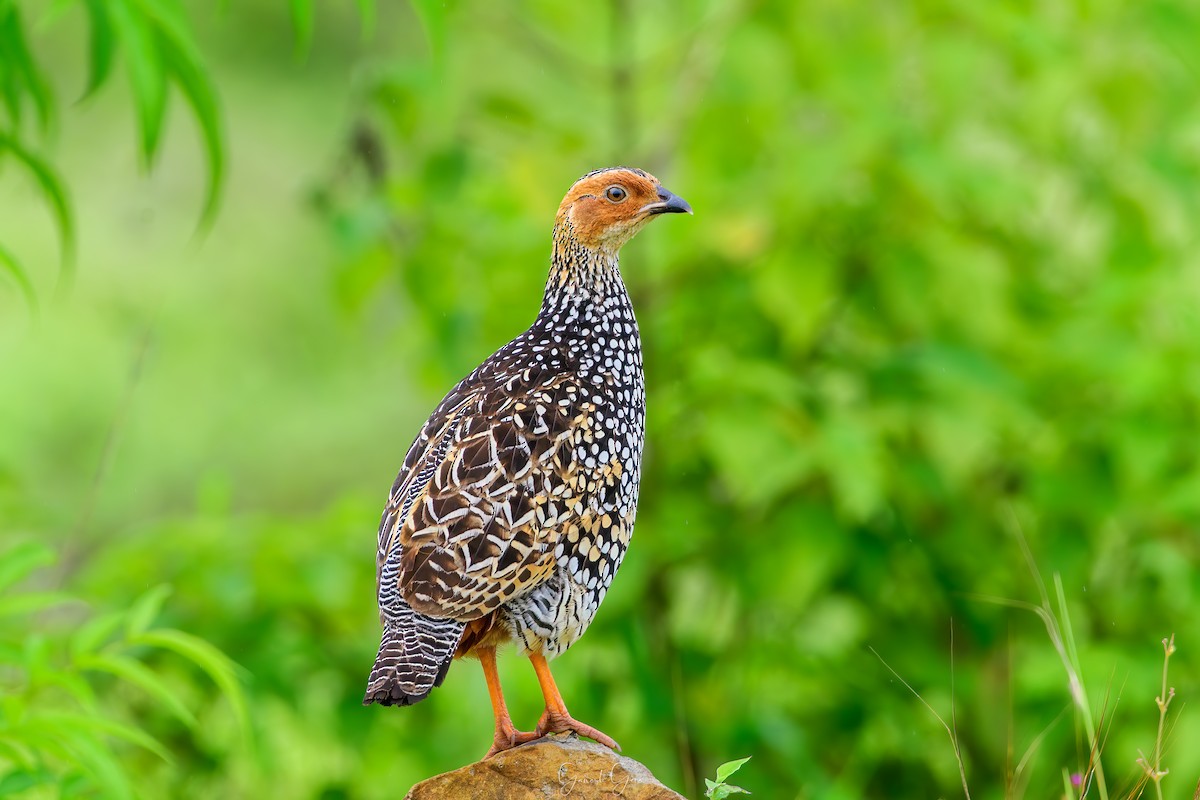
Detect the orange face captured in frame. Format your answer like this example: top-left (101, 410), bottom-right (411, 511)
top-left (556, 167), bottom-right (692, 252)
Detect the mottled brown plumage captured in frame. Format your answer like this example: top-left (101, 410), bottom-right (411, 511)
top-left (364, 167), bottom-right (690, 756)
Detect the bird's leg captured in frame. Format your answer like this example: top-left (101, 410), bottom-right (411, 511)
top-left (479, 646), bottom-right (539, 758)
top-left (527, 652), bottom-right (621, 751)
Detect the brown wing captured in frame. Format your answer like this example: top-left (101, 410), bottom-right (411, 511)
top-left (375, 390), bottom-right (473, 589)
top-left (376, 370), bottom-right (593, 623)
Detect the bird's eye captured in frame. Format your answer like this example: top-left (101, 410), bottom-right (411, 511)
top-left (604, 185), bottom-right (628, 203)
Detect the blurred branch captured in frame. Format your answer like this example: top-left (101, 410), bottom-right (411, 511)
top-left (59, 329), bottom-right (155, 584)
top-left (670, 652), bottom-right (699, 798)
top-left (610, 0), bottom-right (634, 159)
top-left (473, 7), bottom-right (603, 80)
top-left (646, 0), bottom-right (745, 169)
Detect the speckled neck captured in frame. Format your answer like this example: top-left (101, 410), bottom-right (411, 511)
top-left (540, 220), bottom-right (625, 315)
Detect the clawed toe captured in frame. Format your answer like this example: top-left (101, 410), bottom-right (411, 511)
top-left (535, 711), bottom-right (621, 752)
top-left (484, 725), bottom-right (540, 759)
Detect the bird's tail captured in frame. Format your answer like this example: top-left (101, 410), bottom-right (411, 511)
top-left (363, 603), bottom-right (465, 706)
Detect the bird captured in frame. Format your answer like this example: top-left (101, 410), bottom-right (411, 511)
top-left (363, 166), bottom-right (691, 757)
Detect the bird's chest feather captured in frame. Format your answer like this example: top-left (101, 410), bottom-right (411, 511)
top-left (550, 295), bottom-right (645, 523)
top-left (491, 296), bottom-right (645, 655)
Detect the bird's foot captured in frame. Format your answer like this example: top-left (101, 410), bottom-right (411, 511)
top-left (534, 710), bottom-right (621, 752)
top-left (484, 720), bottom-right (540, 759)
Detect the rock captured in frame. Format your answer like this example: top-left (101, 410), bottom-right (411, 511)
top-left (405, 733), bottom-right (686, 799)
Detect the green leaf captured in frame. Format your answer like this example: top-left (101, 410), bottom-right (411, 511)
top-left (700, 403), bottom-right (812, 507)
top-left (34, 669), bottom-right (98, 710)
top-left (0, 5), bottom-right (53, 132)
top-left (355, 0), bottom-right (376, 38)
top-left (80, 0), bottom-right (117, 99)
top-left (290, 0), bottom-right (314, 58)
top-left (60, 771), bottom-right (93, 796)
top-left (0, 591), bottom-right (76, 617)
top-left (132, 629), bottom-right (250, 738)
top-left (34, 721), bottom-right (134, 800)
top-left (37, 711), bottom-right (172, 763)
top-left (153, 15), bottom-right (224, 228)
top-left (0, 6), bottom-right (27, 127)
top-left (0, 541), bottom-right (54, 592)
top-left (0, 768), bottom-right (54, 795)
top-left (0, 133), bottom-right (76, 286)
top-left (78, 653), bottom-right (198, 729)
top-left (0, 735), bottom-right (38, 769)
top-left (715, 757), bottom-right (751, 784)
top-left (713, 786), bottom-right (750, 799)
top-left (409, 0), bottom-right (450, 66)
top-left (71, 610), bottom-right (125, 658)
top-left (42, 0), bottom-right (77, 24)
top-left (109, 0), bottom-right (167, 165)
top-left (0, 240), bottom-right (38, 309)
top-left (124, 584), bottom-right (171, 638)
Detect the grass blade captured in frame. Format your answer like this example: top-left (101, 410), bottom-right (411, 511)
top-left (0, 541), bottom-right (54, 591)
top-left (33, 668), bottom-right (98, 710)
top-left (77, 653), bottom-right (198, 729)
top-left (124, 584), bottom-right (172, 638)
top-left (71, 610), bottom-right (126, 658)
top-left (37, 711), bottom-right (172, 763)
top-left (133, 628), bottom-right (250, 738)
top-left (870, 646), bottom-right (972, 800)
top-left (0, 769), bottom-right (54, 795)
top-left (0, 591), bottom-right (76, 617)
top-left (31, 723), bottom-right (135, 800)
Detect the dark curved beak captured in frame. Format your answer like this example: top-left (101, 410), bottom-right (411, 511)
top-left (642, 185), bottom-right (693, 216)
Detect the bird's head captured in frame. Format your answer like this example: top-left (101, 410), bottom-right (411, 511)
top-left (555, 166), bottom-right (692, 254)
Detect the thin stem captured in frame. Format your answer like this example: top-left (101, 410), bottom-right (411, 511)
top-left (670, 651), bottom-right (698, 799)
top-left (870, 646), bottom-right (971, 800)
top-left (1135, 634), bottom-right (1175, 796)
top-left (55, 329), bottom-right (155, 587)
top-left (1150, 634), bottom-right (1175, 800)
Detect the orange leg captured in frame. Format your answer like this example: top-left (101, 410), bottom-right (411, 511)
top-left (479, 647), bottom-right (538, 758)
top-left (528, 652), bottom-right (620, 751)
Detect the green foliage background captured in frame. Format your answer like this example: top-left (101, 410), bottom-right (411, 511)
top-left (3, 1), bottom-right (1200, 797)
